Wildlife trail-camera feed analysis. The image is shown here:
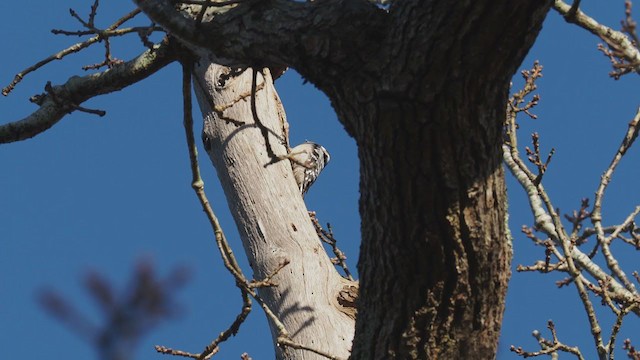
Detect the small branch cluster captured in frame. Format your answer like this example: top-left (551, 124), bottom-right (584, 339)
top-left (2, 0), bottom-right (161, 96)
top-left (554, 0), bottom-right (640, 79)
top-left (504, 62), bottom-right (640, 359)
top-left (524, 132), bottom-right (555, 186)
top-left (597, 1), bottom-right (640, 79)
top-left (507, 61), bottom-right (542, 121)
top-left (504, 61), bottom-right (542, 154)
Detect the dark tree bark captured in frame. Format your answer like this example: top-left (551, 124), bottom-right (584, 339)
top-left (345, 4), bottom-right (553, 358)
top-left (132, 1), bottom-right (553, 358)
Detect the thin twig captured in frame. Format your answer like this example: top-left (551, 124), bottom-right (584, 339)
top-left (250, 68), bottom-right (280, 163)
top-left (173, 61), bottom-right (255, 360)
top-left (592, 108), bottom-right (640, 294)
top-left (510, 321), bottom-right (585, 359)
top-left (249, 260), bottom-right (290, 288)
top-left (309, 214), bottom-right (354, 281)
top-left (554, 0), bottom-right (640, 79)
top-left (607, 302), bottom-right (640, 359)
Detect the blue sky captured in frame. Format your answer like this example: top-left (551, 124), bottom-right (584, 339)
top-left (1, 1), bottom-right (638, 359)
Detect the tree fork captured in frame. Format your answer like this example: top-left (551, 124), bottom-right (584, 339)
top-left (134, 0), bottom-right (555, 358)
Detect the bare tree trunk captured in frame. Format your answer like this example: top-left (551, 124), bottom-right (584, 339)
top-left (192, 60), bottom-right (356, 359)
top-left (335, 4), bottom-right (552, 358)
top-left (133, 1), bottom-right (553, 358)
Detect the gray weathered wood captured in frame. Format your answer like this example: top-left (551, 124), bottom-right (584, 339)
top-left (192, 60), bottom-right (355, 359)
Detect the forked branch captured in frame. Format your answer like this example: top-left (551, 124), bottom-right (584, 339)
top-left (505, 62), bottom-right (640, 359)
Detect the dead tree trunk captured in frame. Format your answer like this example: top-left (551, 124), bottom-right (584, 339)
top-left (192, 61), bottom-right (356, 359)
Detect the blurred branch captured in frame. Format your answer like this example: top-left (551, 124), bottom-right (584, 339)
top-left (39, 260), bottom-right (188, 360)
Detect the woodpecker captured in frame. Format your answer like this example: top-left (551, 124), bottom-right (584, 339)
top-left (289, 141), bottom-right (330, 195)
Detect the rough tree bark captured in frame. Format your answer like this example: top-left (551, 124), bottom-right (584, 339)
top-left (132, 1), bottom-right (553, 358)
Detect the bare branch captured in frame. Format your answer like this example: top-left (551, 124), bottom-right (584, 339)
top-left (161, 60), bottom-right (255, 360)
top-left (593, 108), bottom-right (640, 224)
top-left (624, 338), bottom-right (640, 359)
top-left (310, 213), bottom-right (354, 281)
top-left (510, 321), bottom-right (585, 360)
top-left (592, 108), bottom-right (640, 294)
top-left (608, 302), bottom-right (640, 359)
top-left (503, 62), bottom-right (640, 358)
top-left (554, 0), bottom-right (640, 78)
top-left (250, 68), bottom-right (279, 162)
top-left (248, 260), bottom-right (290, 289)
top-left (0, 39), bottom-right (178, 144)
top-left (3, 8), bottom-right (149, 95)
top-left (156, 345), bottom-right (200, 359)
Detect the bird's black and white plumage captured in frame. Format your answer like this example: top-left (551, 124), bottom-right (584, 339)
top-left (289, 141), bottom-right (330, 195)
